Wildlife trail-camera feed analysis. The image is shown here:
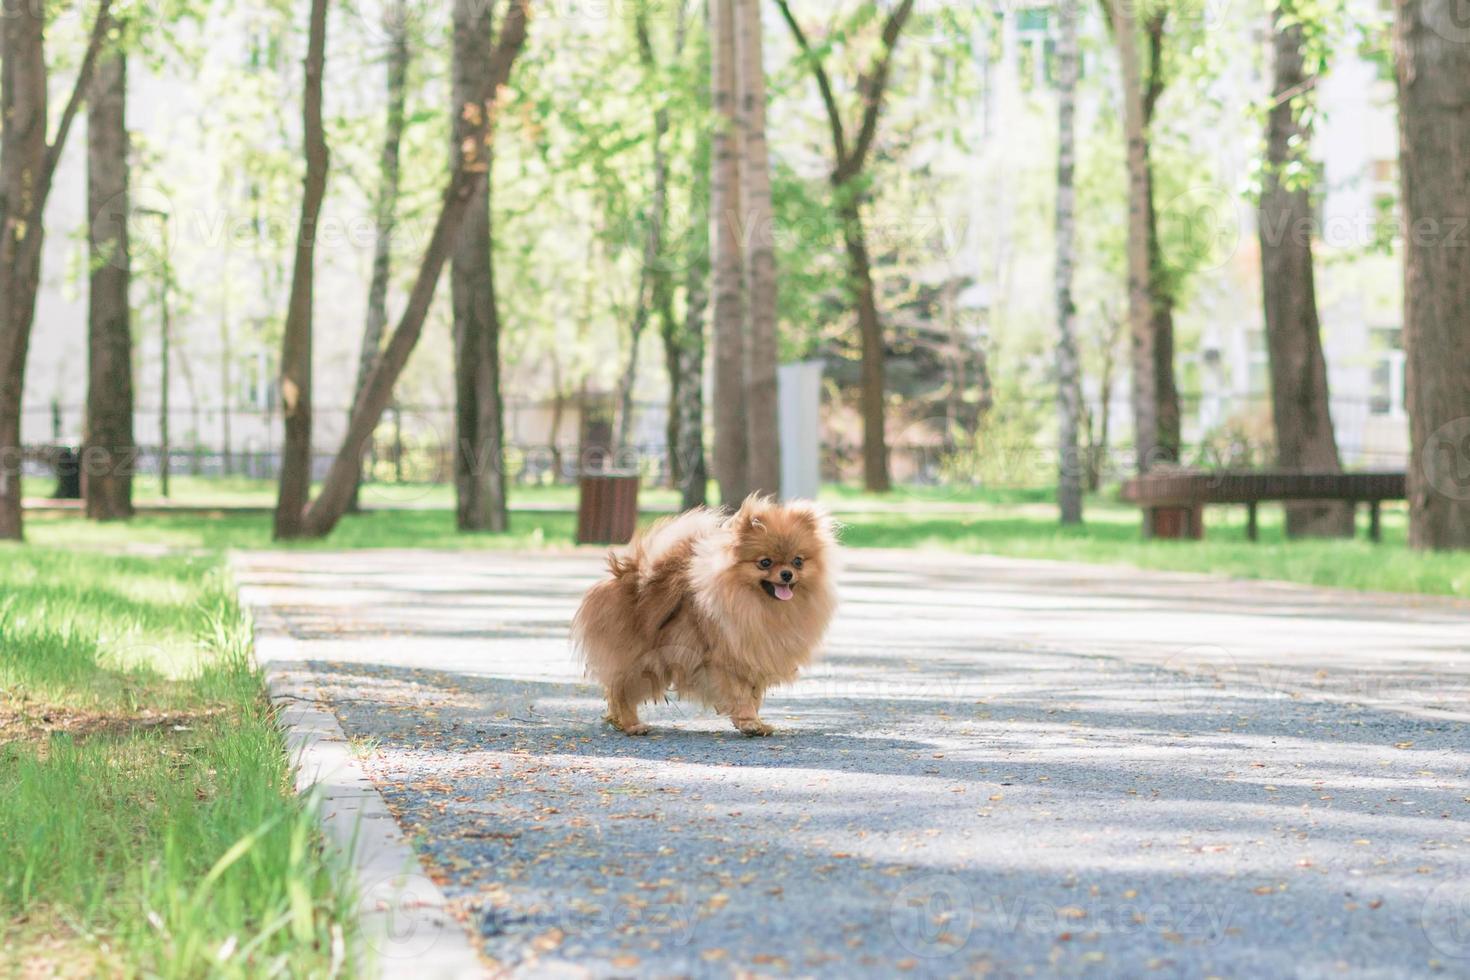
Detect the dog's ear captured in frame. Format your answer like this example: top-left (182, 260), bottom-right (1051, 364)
top-left (734, 493), bottom-right (770, 530)
top-left (787, 500), bottom-right (838, 543)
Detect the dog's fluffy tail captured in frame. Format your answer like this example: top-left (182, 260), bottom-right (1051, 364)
top-left (605, 551), bottom-right (638, 579)
top-left (572, 567), bottom-right (634, 688)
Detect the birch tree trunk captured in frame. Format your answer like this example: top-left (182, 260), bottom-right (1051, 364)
top-left (452, 0), bottom-right (510, 532)
top-left (1260, 13), bottom-right (1352, 537)
top-left (736, 0), bottom-right (780, 497)
top-left (0, 0), bottom-right (113, 540)
top-left (301, 0), bottom-right (529, 538)
top-left (349, 0), bottom-right (411, 513)
top-left (1054, 0), bottom-right (1082, 525)
top-left (1394, 0), bottom-right (1470, 550)
top-left (273, 0), bottom-right (330, 539)
top-left (710, 0), bottom-right (750, 504)
top-left (85, 50), bottom-right (134, 521)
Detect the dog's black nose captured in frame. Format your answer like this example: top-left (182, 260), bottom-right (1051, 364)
top-left (780, 570), bottom-right (793, 582)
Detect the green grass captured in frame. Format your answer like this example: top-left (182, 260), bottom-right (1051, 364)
top-left (28, 507), bottom-right (583, 552)
top-left (23, 472), bottom-right (686, 512)
top-left (834, 494), bottom-right (1470, 598)
top-left (0, 547), bottom-right (354, 977)
top-left (21, 482), bottom-right (1470, 599)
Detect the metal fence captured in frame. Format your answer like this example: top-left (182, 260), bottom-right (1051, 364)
top-left (17, 391), bottom-right (1413, 492)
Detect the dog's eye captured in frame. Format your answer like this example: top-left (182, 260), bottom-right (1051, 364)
top-left (758, 558), bottom-right (772, 569)
top-left (793, 557), bottom-right (804, 569)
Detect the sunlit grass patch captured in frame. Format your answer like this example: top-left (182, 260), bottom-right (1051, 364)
top-left (0, 545), bottom-right (355, 977)
top-left (23, 484), bottom-right (1470, 600)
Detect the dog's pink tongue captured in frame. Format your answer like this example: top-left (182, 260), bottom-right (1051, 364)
top-left (773, 583), bottom-right (794, 601)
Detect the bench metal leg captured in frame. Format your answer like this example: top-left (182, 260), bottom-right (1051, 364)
top-left (1246, 502), bottom-right (1258, 542)
top-left (1370, 501), bottom-right (1381, 543)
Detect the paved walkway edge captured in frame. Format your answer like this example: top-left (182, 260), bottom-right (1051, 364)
top-left (235, 569), bottom-right (488, 980)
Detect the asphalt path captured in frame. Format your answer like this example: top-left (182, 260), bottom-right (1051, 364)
top-left (236, 548), bottom-right (1470, 978)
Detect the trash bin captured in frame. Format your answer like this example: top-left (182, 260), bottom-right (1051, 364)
top-left (577, 472), bottom-right (639, 545)
top-left (52, 447), bottom-right (82, 500)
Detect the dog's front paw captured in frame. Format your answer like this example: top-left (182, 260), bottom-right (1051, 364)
top-left (735, 718), bottom-right (774, 737)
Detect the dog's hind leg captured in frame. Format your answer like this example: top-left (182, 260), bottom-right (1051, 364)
top-left (605, 670), bottom-right (660, 736)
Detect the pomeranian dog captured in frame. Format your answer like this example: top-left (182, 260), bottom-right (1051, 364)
top-left (571, 495), bottom-right (839, 736)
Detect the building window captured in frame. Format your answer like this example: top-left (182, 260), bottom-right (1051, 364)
top-left (1247, 329), bottom-right (1269, 398)
top-left (1016, 9), bottom-right (1053, 92)
top-left (1369, 326), bottom-right (1405, 417)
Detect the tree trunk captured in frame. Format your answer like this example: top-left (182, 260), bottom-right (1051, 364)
top-left (839, 196), bottom-right (890, 493)
top-left (1108, 0), bottom-right (1159, 476)
top-left (349, 0), bottom-right (410, 514)
top-left (85, 50), bottom-right (134, 521)
top-left (1054, 0), bottom-right (1082, 525)
top-left (616, 10), bottom-right (678, 466)
top-left (548, 352), bottom-right (567, 481)
top-left (665, 4), bottom-right (709, 510)
top-left (1141, 13), bottom-right (1180, 466)
top-left (736, 0), bottom-right (780, 497)
top-left (1260, 15), bottom-right (1352, 537)
top-left (676, 263), bottom-right (709, 509)
top-left (273, 0), bottom-right (330, 540)
top-left (710, 0), bottom-right (749, 505)
top-left (0, 0), bottom-right (113, 541)
top-left (301, 0), bottom-right (529, 538)
top-left (614, 305), bottom-right (651, 458)
top-left (674, 75), bottom-right (711, 510)
top-left (452, 0), bottom-right (509, 533)
top-left (1087, 314), bottom-right (1122, 492)
top-left (676, 169), bottom-right (711, 511)
top-left (774, 0), bottom-right (912, 495)
top-left (662, 322), bottom-right (683, 490)
top-left (1394, 0), bottom-right (1470, 550)
top-left (1144, 183), bottom-right (1181, 463)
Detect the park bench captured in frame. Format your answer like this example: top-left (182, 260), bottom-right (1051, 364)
top-left (1120, 470), bottom-right (1406, 542)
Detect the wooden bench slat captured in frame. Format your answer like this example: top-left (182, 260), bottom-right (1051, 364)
top-left (1122, 471), bottom-right (1406, 506)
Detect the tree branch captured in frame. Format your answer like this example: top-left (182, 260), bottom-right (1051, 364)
top-left (44, 0), bottom-right (115, 189)
top-left (1142, 9), bottom-right (1167, 124)
top-left (485, 0), bottom-right (531, 128)
top-left (773, 0), bottom-right (849, 168)
top-left (847, 0), bottom-right (915, 173)
top-left (300, 0), bottom-right (530, 537)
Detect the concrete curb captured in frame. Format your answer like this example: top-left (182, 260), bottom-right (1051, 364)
top-left (236, 571), bottom-right (488, 980)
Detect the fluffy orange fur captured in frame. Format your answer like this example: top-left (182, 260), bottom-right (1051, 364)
top-left (571, 495), bottom-right (839, 736)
